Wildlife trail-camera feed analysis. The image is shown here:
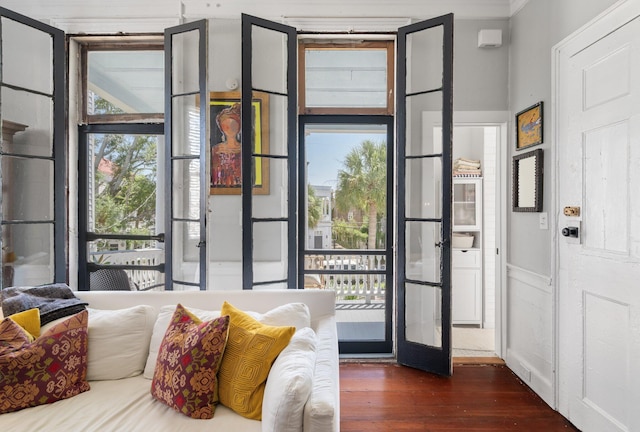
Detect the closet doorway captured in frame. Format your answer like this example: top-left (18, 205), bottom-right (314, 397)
top-left (429, 111), bottom-right (508, 360)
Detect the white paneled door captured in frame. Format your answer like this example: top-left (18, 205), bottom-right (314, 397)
top-left (557, 2), bottom-right (640, 431)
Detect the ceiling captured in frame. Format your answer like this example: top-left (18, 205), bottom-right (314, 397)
top-left (0, 0), bottom-right (529, 23)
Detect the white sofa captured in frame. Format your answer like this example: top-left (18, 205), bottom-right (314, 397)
top-left (0, 289), bottom-right (340, 432)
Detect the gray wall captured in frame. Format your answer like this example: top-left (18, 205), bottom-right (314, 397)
top-left (508, 0), bottom-right (618, 276)
top-left (504, 0), bottom-right (620, 407)
top-left (454, 19), bottom-right (509, 111)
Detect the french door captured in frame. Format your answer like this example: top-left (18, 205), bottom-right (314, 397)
top-left (1, 4), bottom-right (454, 372)
top-left (396, 14), bottom-right (454, 375)
top-left (241, 14), bottom-right (298, 289)
top-left (244, 13), bottom-right (453, 371)
top-left (164, 20), bottom-right (209, 290)
top-left (0, 7), bottom-right (66, 288)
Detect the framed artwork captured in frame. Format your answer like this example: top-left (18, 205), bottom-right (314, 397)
top-left (209, 91), bottom-right (269, 195)
top-left (515, 101), bottom-right (543, 150)
top-left (513, 148), bottom-right (543, 212)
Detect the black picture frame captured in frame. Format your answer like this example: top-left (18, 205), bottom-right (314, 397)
top-left (513, 148), bottom-right (543, 212)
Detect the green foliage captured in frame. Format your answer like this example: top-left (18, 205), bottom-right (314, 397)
top-left (93, 93), bottom-right (126, 115)
top-left (334, 140), bottom-right (386, 249)
top-left (92, 104), bottom-right (158, 249)
top-left (332, 218), bottom-right (368, 249)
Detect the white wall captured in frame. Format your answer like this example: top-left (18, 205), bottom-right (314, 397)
top-left (482, 127), bottom-right (497, 329)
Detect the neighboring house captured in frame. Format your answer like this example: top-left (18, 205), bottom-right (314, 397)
top-left (0, 1), bottom-right (637, 431)
top-left (307, 185), bottom-right (332, 250)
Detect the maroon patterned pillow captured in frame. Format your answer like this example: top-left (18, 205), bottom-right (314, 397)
top-left (0, 310), bottom-right (90, 414)
top-left (151, 304), bottom-right (230, 419)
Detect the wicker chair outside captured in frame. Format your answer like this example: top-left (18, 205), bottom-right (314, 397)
top-left (89, 269), bottom-right (136, 291)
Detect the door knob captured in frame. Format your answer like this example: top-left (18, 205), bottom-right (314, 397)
top-left (561, 226), bottom-right (579, 238)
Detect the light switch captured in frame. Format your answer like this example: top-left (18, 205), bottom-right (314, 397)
top-left (539, 212), bottom-right (548, 230)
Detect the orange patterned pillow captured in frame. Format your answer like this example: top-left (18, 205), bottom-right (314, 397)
top-left (0, 310), bottom-right (90, 414)
top-left (150, 304), bottom-right (230, 419)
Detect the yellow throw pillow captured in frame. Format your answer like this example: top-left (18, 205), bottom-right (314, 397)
top-left (8, 308), bottom-right (41, 341)
top-left (218, 301), bottom-right (295, 420)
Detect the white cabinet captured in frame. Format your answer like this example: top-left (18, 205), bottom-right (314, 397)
top-left (453, 178), bottom-right (482, 231)
top-left (452, 178), bottom-right (482, 325)
top-left (452, 250), bottom-right (482, 324)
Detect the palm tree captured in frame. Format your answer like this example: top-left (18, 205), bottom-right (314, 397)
top-left (307, 185), bottom-right (322, 229)
top-left (334, 140), bottom-right (386, 250)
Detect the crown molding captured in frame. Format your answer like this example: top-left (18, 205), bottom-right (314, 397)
top-left (1, 0), bottom-right (517, 28)
top-left (510, 0), bottom-right (531, 16)
top-left (182, 0), bottom-right (513, 20)
top-left (50, 18), bottom-right (179, 34)
top-left (283, 17), bottom-right (411, 33)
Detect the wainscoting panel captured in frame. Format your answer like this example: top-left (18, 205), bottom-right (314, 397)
top-left (505, 263), bottom-right (554, 407)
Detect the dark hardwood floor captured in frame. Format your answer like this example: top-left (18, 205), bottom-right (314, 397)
top-left (340, 362), bottom-right (579, 431)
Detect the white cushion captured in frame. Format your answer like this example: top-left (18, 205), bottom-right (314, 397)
top-left (142, 302), bottom-right (311, 380)
top-left (143, 305), bottom-right (220, 379)
top-left (262, 327), bottom-right (317, 432)
top-left (244, 302), bottom-right (311, 330)
top-left (85, 305), bottom-right (155, 380)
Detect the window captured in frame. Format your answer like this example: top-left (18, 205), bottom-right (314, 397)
top-left (76, 36), bottom-right (166, 290)
top-left (78, 36), bottom-right (164, 123)
top-left (298, 40), bottom-right (394, 115)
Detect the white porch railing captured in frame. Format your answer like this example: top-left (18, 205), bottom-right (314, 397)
top-left (91, 250), bottom-right (386, 299)
top-left (304, 253), bottom-right (386, 305)
top-left (90, 249), bottom-right (164, 290)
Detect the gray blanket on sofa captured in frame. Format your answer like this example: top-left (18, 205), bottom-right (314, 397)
top-left (1, 284), bottom-right (87, 325)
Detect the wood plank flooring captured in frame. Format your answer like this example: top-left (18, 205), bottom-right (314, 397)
top-left (340, 362), bottom-right (579, 431)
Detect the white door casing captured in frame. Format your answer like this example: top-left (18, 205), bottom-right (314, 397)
top-left (555, 1), bottom-right (640, 431)
top-left (423, 110), bottom-right (509, 357)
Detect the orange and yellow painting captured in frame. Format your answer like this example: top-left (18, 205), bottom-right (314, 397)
top-left (516, 102), bottom-right (543, 150)
top-left (209, 91), bottom-right (269, 195)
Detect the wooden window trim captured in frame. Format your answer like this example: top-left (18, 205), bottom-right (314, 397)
top-left (298, 40), bottom-right (395, 115)
top-left (79, 39), bottom-right (164, 124)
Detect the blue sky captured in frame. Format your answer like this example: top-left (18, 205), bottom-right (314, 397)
top-left (305, 131), bottom-right (387, 188)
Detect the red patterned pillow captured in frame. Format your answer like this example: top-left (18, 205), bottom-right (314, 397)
top-left (0, 310), bottom-right (90, 414)
top-left (151, 304), bottom-right (230, 419)
top-left (0, 316), bottom-right (31, 355)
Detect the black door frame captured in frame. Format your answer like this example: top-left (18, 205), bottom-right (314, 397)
top-left (298, 114), bottom-right (394, 354)
top-left (164, 19), bottom-right (209, 290)
top-left (241, 14), bottom-right (298, 289)
top-left (0, 7), bottom-right (66, 286)
top-left (396, 13), bottom-right (454, 375)
top-left (77, 123), bottom-right (165, 290)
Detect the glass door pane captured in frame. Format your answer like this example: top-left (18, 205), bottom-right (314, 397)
top-left (164, 20), bottom-right (208, 290)
top-left (241, 14), bottom-right (297, 289)
top-left (453, 181), bottom-right (478, 227)
top-left (81, 129), bottom-right (165, 291)
top-left (0, 8), bottom-right (65, 288)
top-left (300, 117), bottom-right (393, 354)
top-left (396, 14), bottom-right (454, 375)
